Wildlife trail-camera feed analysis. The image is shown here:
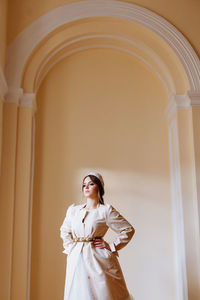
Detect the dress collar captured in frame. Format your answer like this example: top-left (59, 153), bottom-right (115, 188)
top-left (79, 202), bottom-right (101, 210)
top-left (79, 203), bottom-right (86, 210)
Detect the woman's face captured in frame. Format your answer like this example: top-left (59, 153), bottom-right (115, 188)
top-left (82, 176), bottom-right (99, 199)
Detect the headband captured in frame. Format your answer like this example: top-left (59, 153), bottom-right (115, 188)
top-left (85, 171), bottom-right (104, 188)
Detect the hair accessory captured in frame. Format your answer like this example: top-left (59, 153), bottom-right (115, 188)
top-left (85, 171), bottom-right (104, 188)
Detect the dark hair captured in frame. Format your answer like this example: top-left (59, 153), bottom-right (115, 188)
top-left (82, 175), bottom-right (105, 205)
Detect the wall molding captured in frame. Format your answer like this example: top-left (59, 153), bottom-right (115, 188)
top-left (4, 87), bottom-right (23, 105)
top-left (35, 41), bottom-right (172, 94)
top-left (168, 119), bottom-right (188, 300)
top-left (187, 92), bottom-right (200, 106)
top-left (4, 88), bottom-right (37, 115)
top-left (4, 2), bottom-right (200, 300)
top-left (5, 0), bottom-right (200, 93)
top-left (0, 65), bottom-right (8, 99)
top-left (20, 93), bottom-right (37, 113)
top-left (165, 92), bottom-right (200, 120)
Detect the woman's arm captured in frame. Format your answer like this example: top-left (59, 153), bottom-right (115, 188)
top-left (60, 203), bottom-right (75, 255)
top-left (106, 204), bottom-right (135, 257)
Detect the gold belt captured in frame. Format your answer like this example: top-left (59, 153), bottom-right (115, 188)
top-left (73, 237), bottom-right (102, 242)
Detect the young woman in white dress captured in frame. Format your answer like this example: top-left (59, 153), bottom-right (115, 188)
top-left (60, 171), bottom-right (135, 300)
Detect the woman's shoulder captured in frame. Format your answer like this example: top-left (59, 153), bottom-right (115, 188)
top-left (103, 203), bottom-right (122, 216)
top-left (67, 203), bottom-right (81, 210)
top-left (102, 202), bottom-right (116, 212)
top-left (67, 202), bottom-right (87, 211)
top-left (69, 203), bottom-right (112, 209)
top-left (103, 203), bottom-right (111, 209)
top-left (99, 202), bottom-right (119, 210)
top-left (66, 202), bottom-right (115, 212)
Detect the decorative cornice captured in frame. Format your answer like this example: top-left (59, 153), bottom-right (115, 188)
top-left (35, 42), bottom-right (172, 94)
top-left (165, 93), bottom-right (192, 120)
top-left (0, 65), bottom-right (8, 99)
top-left (20, 93), bottom-right (37, 114)
top-left (5, 0), bottom-right (200, 94)
top-left (187, 92), bottom-right (200, 106)
top-left (4, 87), bottom-right (23, 104)
top-left (174, 94), bottom-right (191, 109)
top-left (4, 89), bottom-right (37, 114)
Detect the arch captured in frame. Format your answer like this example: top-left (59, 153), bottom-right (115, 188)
top-left (24, 31), bottom-right (176, 94)
top-left (5, 0), bottom-right (200, 97)
top-left (4, 2), bottom-right (200, 300)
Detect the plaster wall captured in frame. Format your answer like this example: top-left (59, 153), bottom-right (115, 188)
top-left (31, 48), bottom-right (175, 300)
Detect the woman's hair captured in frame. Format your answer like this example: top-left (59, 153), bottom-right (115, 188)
top-left (82, 175), bottom-right (105, 205)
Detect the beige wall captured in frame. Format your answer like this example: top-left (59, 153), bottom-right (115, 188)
top-left (7, 0), bottom-right (200, 58)
top-left (0, 0), bottom-right (8, 167)
top-left (31, 49), bottom-right (175, 300)
top-left (0, 1), bottom-right (200, 300)
top-left (0, 96), bottom-right (3, 170)
top-left (0, 0), bottom-right (8, 68)
top-left (0, 1), bottom-right (8, 297)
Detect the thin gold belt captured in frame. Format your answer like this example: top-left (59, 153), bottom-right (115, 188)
top-left (73, 236), bottom-right (102, 242)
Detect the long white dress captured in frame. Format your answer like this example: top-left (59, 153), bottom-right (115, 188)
top-left (60, 202), bottom-right (135, 300)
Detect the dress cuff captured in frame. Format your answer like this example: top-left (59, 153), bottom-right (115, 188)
top-left (62, 243), bottom-right (74, 255)
top-left (109, 242), bottom-right (119, 257)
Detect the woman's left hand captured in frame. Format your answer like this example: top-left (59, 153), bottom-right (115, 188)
top-left (93, 238), bottom-right (111, 251)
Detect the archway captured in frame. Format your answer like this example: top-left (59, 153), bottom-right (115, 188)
top-left (4, 1), bottom-right (200, 300)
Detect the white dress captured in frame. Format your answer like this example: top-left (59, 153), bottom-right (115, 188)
top-left (60, 202), bottom-right (135, 300)
top-left (68, 252), bottom-right (95, 299)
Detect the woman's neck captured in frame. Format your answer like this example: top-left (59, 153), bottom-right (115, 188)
top-left (85, 198), bottom-right (99, 209)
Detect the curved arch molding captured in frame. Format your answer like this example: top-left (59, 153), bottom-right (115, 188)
top-left (5, 0), bottom-right (200, 99)
top-left (3, 3), bottom-right (200, 300)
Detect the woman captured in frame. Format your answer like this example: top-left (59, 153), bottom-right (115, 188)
top-left (60, 171), bottom-right (135, 300)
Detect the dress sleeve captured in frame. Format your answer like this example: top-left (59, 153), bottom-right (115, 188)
top-left (60, 203), bottom-right (75, 255)
top-left (106, 204), bottom-right (135, 257)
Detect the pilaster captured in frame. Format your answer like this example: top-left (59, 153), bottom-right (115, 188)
top-left (10, 93), bottom-right (36, 300)
top-left (166, 93), bottom-right (200, 300)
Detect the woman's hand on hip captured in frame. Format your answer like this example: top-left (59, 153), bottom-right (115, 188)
top-left (93, 238), bottom-right (111, 250)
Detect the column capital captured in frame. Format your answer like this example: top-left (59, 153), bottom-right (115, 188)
top-left (165, 92), bottom-right (200, 121)
top-left (187, 91), bottom-right (200, 106)
top-left (19, 93), bottom-right (37, 115)
top-left (4, 87), bottom-right (23, 105)
top-left (165, 93), bottom-right (190, 121)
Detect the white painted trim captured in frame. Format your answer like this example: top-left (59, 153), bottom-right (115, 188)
top-left (165, 92), bottom-right (200, 120)
top-left (4, 89), bottom-right (37, 115)
top-left (26, 115), bottom-right (35, 300)
top-left (165, 93), bottom-right (193, 120)
top-left (35, 43), bottom-right (171, 94)
top-left (20, 93), bottom-right (37, 114)
top-left (4, 87), bottom-right (23, 104)
top-left (187, 92), bottom-right (200, 106)
top-left (5, 0), bottom-right (200, 93)
top-left (0, 65), bottom-right (8, 99)
top-left (174, 94), bottom-right (191, 109)
top-left (35, 34), bottom-right (174, 94)
top-left (168, 119), bottom-right (188, 300)
top-left (4, 2), bottom-right (198, 299)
